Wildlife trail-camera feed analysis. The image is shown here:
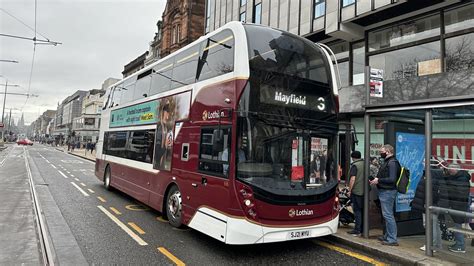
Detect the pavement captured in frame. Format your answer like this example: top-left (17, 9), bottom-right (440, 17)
top-left (1, 143), bottom-right (472, 265)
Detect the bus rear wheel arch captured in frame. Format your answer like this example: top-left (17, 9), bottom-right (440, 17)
top-left (166, 185), bottom-right (183, 228)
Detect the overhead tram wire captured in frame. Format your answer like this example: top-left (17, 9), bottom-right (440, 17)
top-left (0, 7), bottom-right (52, 42)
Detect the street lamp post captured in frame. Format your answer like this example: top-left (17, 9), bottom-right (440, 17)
top-left (0, 78), bottom-right (20, 145)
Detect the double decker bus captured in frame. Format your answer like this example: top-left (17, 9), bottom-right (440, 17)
top-left (96, 22), bottom-right (341, 244)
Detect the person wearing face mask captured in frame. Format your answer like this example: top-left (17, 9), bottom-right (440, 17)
top-left (370, 144), bottom-right (400, 246)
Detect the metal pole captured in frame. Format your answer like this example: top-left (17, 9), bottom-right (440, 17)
top-left (363, 113), bottom-right (371, 238)
top-left (2, 80), bottom-right (7, 123)
top-left (0, 80), bottom-right (7, 144)
top-left (425, 109), bottom-right (433, 256)
top-left (363, 66), bottom-right (371, 238)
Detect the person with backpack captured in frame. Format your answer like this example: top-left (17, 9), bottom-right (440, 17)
top-left (347, 150), bottom-right (364, 236)
top-left (370, 144), bottom-right (400, 246)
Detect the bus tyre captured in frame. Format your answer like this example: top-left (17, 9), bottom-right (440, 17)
top-left (166, 186), bottom-right (182, 228)
top-left (104, 166), bottom-right (112, 191)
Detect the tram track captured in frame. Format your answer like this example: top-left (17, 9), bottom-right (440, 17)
top-left (24, 147), bottom-right (56, 265)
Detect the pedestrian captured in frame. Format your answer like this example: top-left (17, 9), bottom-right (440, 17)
top-left (370, 144), bottom-right (400, 246)
top-left (369, 157), bottom-right (383, 230)
top-left (91, 142), bottom-right (95, 154)
top-left (347, 150), bottom-right (364, 236)
top-left (411, 165), bottom-right (443, 251)
top-left (445, 164), bottom-right (470, 253)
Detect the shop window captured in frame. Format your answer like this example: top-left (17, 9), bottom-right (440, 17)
top-left (444, 4), bottom-right (474, 34)
top-left (352, 42), bottom-right (365, 85)
top-left (254, 3), bottom-right (262, 24)
top-left (240, 11), bottom-right (246, 22)
top-left (198, 127), bottom-right (231, 177)
top-left (314, 0), bottom-right (325, 18)
top-left (328, 41), bottom-right (349, 61)
top-left (369, 41), bottom-right (441, 80)
top-left (342, 0), bottom-right (355, 7)
top-left (337, 61), bottom-right (349, 88)
top-left (445, 33), bottom-right (474, 72)
top-left (368, 14), bottom-right (440, 52)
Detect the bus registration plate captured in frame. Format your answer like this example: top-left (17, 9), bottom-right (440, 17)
top-left (287, 230), bottom-right (311, 240)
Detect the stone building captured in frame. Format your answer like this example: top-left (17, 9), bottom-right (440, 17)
top-left (159, 0), bottom-right (206, 57)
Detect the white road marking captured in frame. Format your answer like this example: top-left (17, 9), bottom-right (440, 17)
top-left (70, 174), bottom-right (75, 177)
top-left (87, 189), bottom-right (95, 193)
top-left (58, 170), bottom-right (68, 179)
top-left (45, 160), bottom-right (50, 163)
top-left (71, 182), bottom-right (89, 196)
top-left (80, 182), bottom-right (86, 187)
top-left (74, 178), bottom-right (80, 181)
top-left (97, 206), bottom-right (148, 246)
top-left (51, 164), bottom-right (57, 169)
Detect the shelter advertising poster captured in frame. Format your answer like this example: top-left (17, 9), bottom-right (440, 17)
top-left (395, 132), bottom-right (426, 212)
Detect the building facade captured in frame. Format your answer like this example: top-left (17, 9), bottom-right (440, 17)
top-left (72, 89), bottom-right (106, 143)
top-left (52, 90), bottom-right (88, 141)
top-left (160, 0), bottom-right (206, 57)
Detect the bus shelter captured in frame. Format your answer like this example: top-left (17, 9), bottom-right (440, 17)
top-left (360, 99), bottom-right (474, 261)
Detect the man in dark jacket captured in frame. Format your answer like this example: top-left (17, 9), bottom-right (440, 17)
top-left (445, 165), bottom-right (470, 253)
top-left (347, 151), bottom-right (364, 236)
top-left (412, 168), bottom-right (444, 251)
top-left (370, 144), bottom-right (400, 246)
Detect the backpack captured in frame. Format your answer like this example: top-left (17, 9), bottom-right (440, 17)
top-left (396, 161), bottom-right (410, 194)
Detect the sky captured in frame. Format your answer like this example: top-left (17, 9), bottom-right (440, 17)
top-left (0, 0), bottom-right (166, 125)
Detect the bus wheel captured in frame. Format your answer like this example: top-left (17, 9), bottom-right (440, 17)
top-left (166, 186), bottom-right (182, 228)
top-left (104, 166), bottom-right (112, 191)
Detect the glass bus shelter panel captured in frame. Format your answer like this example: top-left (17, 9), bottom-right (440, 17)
top-left (431, 105), bottom-right (474, 260)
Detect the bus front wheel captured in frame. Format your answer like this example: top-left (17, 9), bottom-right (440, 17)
top-left (166, 186), bottom-right (182, 228)
top-left (104, 166), bottom-right (112, 191)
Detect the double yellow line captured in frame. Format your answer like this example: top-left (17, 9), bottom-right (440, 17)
top-left (314, 240), bottom-right (386, 266)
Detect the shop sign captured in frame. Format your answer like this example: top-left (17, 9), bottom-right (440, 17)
top-left (369, 68), bottom-right (384, 98)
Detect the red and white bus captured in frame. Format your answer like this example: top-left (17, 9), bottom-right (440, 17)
top-left (95, 22), bottom-right (341, 244)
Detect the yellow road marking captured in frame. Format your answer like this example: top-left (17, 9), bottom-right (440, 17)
top-left (314, 240), bottom-right (386, 266)
top-left (156, 216), bottom-right (167, 223)
top-left (125, 204), bottom-right (149, 211)
top-left (128, 222), bottom-right (145, 235)
top-left (97, 196), bottom-right (106, 203)
top-left (157, 247), bottom-right (185, 266)
top-left (87, 188), bottom-right (95, 193)
top-left (97, 206), bottom-right (147, 246)
top-left (110, 207), bottom-right (121, 215)
top-left (80, 182), bottom-right (86, 187)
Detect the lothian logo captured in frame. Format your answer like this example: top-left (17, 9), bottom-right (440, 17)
top-left (288, 208), bottom-right (314, 218)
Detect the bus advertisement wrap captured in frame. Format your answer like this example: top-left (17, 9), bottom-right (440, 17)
top-left (395, 132), bottom-right (426, 212)
top-left (110, 101), bottom-right (158, 127)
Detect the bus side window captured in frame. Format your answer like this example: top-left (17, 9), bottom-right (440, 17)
top-left (198, 127), bottom-right (231, 177)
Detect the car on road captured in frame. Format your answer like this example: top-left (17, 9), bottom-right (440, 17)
top-left (17, 138), bottom-right (33, 146)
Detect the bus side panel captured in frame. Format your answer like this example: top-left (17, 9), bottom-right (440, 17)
top-left (106, 161), bottom-right (151, 204)
top-left (167, 125), bottom-right (201, 225)
top-left (95, 158), bottom-right (106, 182)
